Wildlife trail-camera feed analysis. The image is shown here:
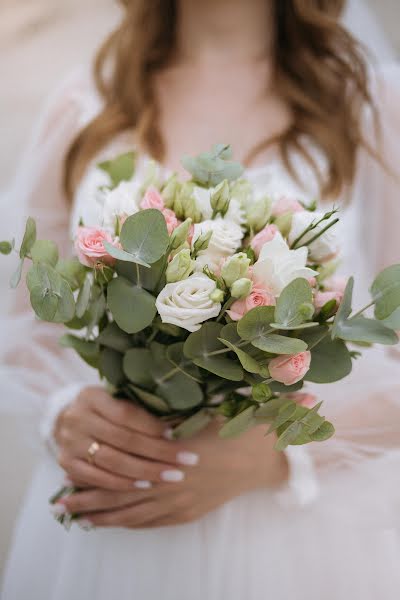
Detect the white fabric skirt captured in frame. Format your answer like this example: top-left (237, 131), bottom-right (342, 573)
top-left (2, 451), bottom-right (400, 600)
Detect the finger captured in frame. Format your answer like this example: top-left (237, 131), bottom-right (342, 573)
top-left (92, 395), bottom-right (166, 438)
top-left (58, 456), bottom-right (140, 491)
top-left (88, 414), bottom-right (199, 467)
top-left (79, 499), bottom-right (170, 528)
top-left (59, 488), bottom-right (155, 514)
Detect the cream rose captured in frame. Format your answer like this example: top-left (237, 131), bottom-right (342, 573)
top-left (192, 219), bottom-right (244, 272)
top-left (101, 180), bottom-right (140, 231)
top-left (155, 274), bottom-right (221, 332)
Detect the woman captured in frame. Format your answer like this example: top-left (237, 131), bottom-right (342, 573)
top-left (1, 1), bottom-right (400, 598)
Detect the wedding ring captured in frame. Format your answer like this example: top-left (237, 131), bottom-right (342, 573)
top-left (87, 441), bottom-right (100, 465)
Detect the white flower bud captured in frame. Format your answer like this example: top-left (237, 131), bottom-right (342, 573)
top-left (231, 278), bottom-right (253, 299)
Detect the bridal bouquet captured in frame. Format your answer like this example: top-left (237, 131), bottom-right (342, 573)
top-left (2, 144), bottom-right (400, 454)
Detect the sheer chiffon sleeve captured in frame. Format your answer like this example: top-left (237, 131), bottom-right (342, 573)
top-left (282, 64), bottom-right (400, 521)
top-left (0, 71), bottom-right (100, 428)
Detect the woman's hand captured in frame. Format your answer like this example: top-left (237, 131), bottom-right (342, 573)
top-left (54, 386), bottom-right (200, 491)
top-left (56, 414), bottom-right (288, 529)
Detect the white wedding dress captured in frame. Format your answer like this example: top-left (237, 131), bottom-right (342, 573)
top-left (1, 12), bottom-right (400, 600)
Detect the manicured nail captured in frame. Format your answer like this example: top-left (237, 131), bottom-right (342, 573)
top-left (161, 469), bottom-right (185, 482)
top-left (163, 427), bottom-right (174, 440)
top-left (50, 503), bottom-right (67, 516)
top-left (134, 480), bottom-right (152, 489)
top-left (77, 519), bottom-right (94, 531)
top-left (176, 451), bottom-right (199, 466)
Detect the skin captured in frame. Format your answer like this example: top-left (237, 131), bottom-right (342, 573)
top-left (55, 0), bottom-right (291, 528)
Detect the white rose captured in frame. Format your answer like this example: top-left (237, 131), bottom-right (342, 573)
top-left (156, 274), bottom-right (221, 332)
top-left (288, 210), bottom-right (338, 262)
top-left (253, 232), bottom-right (317, 296)
top-left (100, 181), bottom-right (141, 231)
top-left (192, 219), bottom-right (244, 272)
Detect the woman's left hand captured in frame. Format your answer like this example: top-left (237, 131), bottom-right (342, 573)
top-left (58, 419), bottom-right (288, 528)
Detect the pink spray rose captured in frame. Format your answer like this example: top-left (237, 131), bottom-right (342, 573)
top-left (140, 186), bottom-right (165, 210)
top-left (250, 224), bottom-right (278, 258)
top-left (314, 290), bottom-right (343, 314)
top-left (285, 392), bottom-right (317, 408)
top-left (227, 283), bottom-right (276, 321)
top-left (74, 226), bottom-right (118, 268)
top-left (269, 351), bottom-right (311, 386)
top-left (324, 275), bottom-right (348, 295)
top-left (272, 196), bottom-right (305, 217)
top-left (162, 208), bottom-right (180, 235)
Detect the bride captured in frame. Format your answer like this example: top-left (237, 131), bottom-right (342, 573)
top-left (1, 1), bottom-right (400, 598)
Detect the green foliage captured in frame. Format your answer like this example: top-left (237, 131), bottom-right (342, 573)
top-left (123, 348), bottom-right (155, 388)
top-left (252, 383), bottom-right (273, 403)
top-left (27, 263), bottom-right (75, 323)
top-left (0, 240), bottom-right (13, 255)
top-left (116, 256), bottom-right (166, 292)
top-left (252, 334), bottom-right (307, 354)
top-left (382, 307), bottom-right (400, 329)
top-left (184, 322), bottom-right (243, 381)
top-left (75, 276), bottom-right (91, 319)
top-left (59, 334), bottom-right (99, 368)
top-left (98, 321), bottom-right (133, 353)
top-left (19, 217), bottom-right (36, 258)
top-left (274, 278), bottom-right (314, 328)
top-left (98, 151), bottom-right (136, 187)
top-left (181, 144), bottom-right (244, 187)
top-left (331, 277), bottom-right (353, 338)
top-left (171, 409), bottom-right (213, 439)
top-left (237, 306), bottom-right (275, 340)
top-left (218, 338), bottom-right (261, 374)
top-left (30, 240), bottom-right (59, 266)
top-left (119, 210), bottom-right (169, 267)
top-left (370, 264), bottom-right (400, 320)
top-left (99, 347), bottom-right (125, 386)
top-left (128, 385), bottom-right (170, 413)
top-left (332, 315), bottom-right (398, 345)
top-left (55, 258), bottom-right (87, 291)
top-left (301, 326), bottom-right (352, 383)
top-left (9, 258), bottom-right (24, 289)
top-left (107, 277), bottom-right (156, 333)
top-left (219, 405), bottom-right (256, 438)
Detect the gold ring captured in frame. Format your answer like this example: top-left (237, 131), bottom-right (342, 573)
top-left (87, 441), bottom-right (100, 465)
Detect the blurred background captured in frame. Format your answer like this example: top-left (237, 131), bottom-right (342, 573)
top-left (0, 0), bottom-right (399, 581)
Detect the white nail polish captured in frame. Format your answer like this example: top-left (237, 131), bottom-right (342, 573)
top-left (161, 469), bottom-right (185, 482)
top-left (176, 451), bottom-right (199, 466)
top-left (77, 519), bottom-right (94, 531)
top-left (163, 427), bottom-right (174, 440)
top-left (50, 503), bottom-right (67, 516)
top-left (134, 480), bottom-right (152, 489)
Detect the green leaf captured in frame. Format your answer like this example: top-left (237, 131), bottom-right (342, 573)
top-left (103, 242), bottom-right (148, 266)
top-left (53, 279), bottom-right (75, 323)
top-left (251, 383), bottom-right (273, 403)
top-left (181, 145), bottom-right (244, 187)
top-left (0, 240), bottom-right (13, 255)
top-left (274, 278), bottom-right (313, 328)
top-left (251, 334), bottom-right (308, 355)
top-left (10, 258), bottom-right (24, 288)
top-left (220, 322), bottom-right (241, 344)
top-left (218, 338), bottom-right (261, 374)
top-left (270, 322), bottom-right (319, 331)
top-left (331, 277), bottom-right (354, 338)
top-left (75, 276), bottom-right (91, 319)
top-left (166, 342), bottom-right (202, 382)
top-left (98, 321), bottom-right (133, 353)
top-left (274, 421), bottom-right (303, 451)
top-left (310, 420), bottom-right (335, 441)
top-left (115, 256), bottom-right (166, 292)
top-left (382, 307), bottom-right (400, 330)
top-left (107, 277), bottom-right (156, 333)
top-left (99, 347), bottom-right (125, 386)
top-left (128, 384), bottom-right (170, 413)
top-left (98, 151), bottom-right (136, 187)
top-left (219, 406), bottom-right (256, 438)
top-left (268, 402), bottom-right (298, 432)
top-left (26, 263), bottom-right (75, 322)
top-left (371, 264), bottom-right (400, 320)
top-left (19, 217), bottom-right (36, 258)
top-left (30, 286), bottom-right (59, 321)
top-left (332, 315), bottom-right (398, 345)
top-left (30, 240), bottom-right (59, 266)
top-left (184, 323), bottom-right (243, 381)
top-left (56, 258), bottom-right (87, 291)
top-left (120, 210), bottom-right (169, 266)
top-left (255, 397), bottom-right (292, 419)
top-left (237, 306), bottom-right (275, 340)
top-left (171, 409), bottom-right (213, 439)
top-left (123, 348), bottom-right (154, 388)
top-left (59, 334), bottom-right (99, 368)
top-left (156, 372), bottom-right (203, 410)
top-left (302, 327), bottom-right (352, 383)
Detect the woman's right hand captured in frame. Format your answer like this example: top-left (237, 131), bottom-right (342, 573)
top-left (54, 386), bottom-right (198, 491)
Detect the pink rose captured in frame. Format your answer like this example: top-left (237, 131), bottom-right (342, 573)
top-left (272, 196), bottom-right (305, 217)
top-left (140, 186), bottom-right (165, 210)
top-left (269, 351), bottom-right (311, 386)
top-left (250, 224), bottom-right (278, 258)
top-left (324, 275), bottom-right (348, 295)
top-left (74, 226), bottom-right (117, 268)
top-left (285, 392), bottom-right (317, 408)
top-left (314, 290), bottom-right (343, 314)
top-left (227, 283), bottom-right (275, 321)
top-left (162, 208), bottom-right (180, 235)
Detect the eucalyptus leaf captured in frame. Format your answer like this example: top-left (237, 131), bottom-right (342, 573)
top-left (53, 279), bottom-right (75, 323)
top-left (255, 397), bottom-right (291, 419)
top-left (310, 420), bottom-right (335, 441)
top-left (331, 277), bottom-right (354, 337)
top-left (59, 334), bottom-right (99, 368)
top-left (75, 276), bottom-right (91, 319)
top-left (56, 258), bottom-right (87, 290)
top-left (99, 347), bottom-right (125, 386)
top-left (302, 327), bottom-right (352, 383)
top-left (274, 278), bottom-right (313, 328)
top-left (252, 334), bottom-right (308, 355)
top-left (237, 306), bottom-right (275, 340)
top-left (382, 307), bottom-right (400, 330)
top-left (30, 240), bottom-right (59, 266)
top-left (10, 258), bottom-right (24, 288)
top-left (155, 371), bottom-right (203, 410)
top-left (98, 151), bottom-right (136, 187)
top-left (333, 315), bottom-right (398, 345)
top-left (128, 384), bottom-right (170, 413)
top-left (123, 348), bottom-right (154, 388)
top-left (219, 406), bottom-right (256, 438)
top-left (19, 217), bottom-right (36, 258)
top-left (120, 210), bottom-right (169, 266)
top-left (0, 240), bottom-right (13, 255)
top-left (274, 421), bottom-right (303, 451)
top-left (107, 277), bottom-right (156, 333)
top-left (30, 286), bottom-right (59, 321)
top-left (103, 242), bottom-right (146, 265)
top-left (370, 264), bottom-right (400, 320)
top-left (218, 338), bottom-right (261, 373)
top-left (98, 321), bottom-right (133, 353)
top-left (166, 342), bottom-right (202, 382)
top-left (116, 256), bottom-right (166, 292)
top-left (171, 409), bottom-right (213, 439)
top-left (268, 402), bottom-right (297, 432)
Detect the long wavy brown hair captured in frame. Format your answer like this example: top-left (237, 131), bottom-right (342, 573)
top-left (64, 0), bottom-right (374, 200)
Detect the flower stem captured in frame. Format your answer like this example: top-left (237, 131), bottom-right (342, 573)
top-left (349, 300), bottom-right (375, 320)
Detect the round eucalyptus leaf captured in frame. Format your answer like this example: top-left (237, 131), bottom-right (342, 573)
top-left (274, 278), bottom-right (313, 328)
top-left (252, 334), bottom-right (308, 355)
top-left (53, 279), bottom-right (76, 323)
top-left (156, 372), bottom-right (203, 410)
top-left (30, 240), bottom-right (59, 266)
top-left (304, 334), bottom-right (352, 383)
top-left (120, 209), bottom-right (169, 266)
top-left (171, 410), bottom-right (213, 439)
top-left (107, 277), bottom-right (156, 333)
top-left (237, 306), bottom-right (275, 341)
top-left (19, 217), bottom-right (36, 258)
top-left (59, 334), bottom-right (99, 368)
top-left (123, 348), bottom-right (154, 388)
top-left (99, 347), bottom-right (125, 386)
top-left (56, 258), bottom-right (87, 291)
top-left (371, 264), bottom-right (400, 320)
top-left (219, 406), bottom-right (256, 438)
top-left (98, 321), bottom-right (133, 353)
top-left (128, 384), bottom-right (170, 413)
top-left (30, 285), bottom-right (59, 321)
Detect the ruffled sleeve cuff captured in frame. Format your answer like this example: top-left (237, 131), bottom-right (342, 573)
top-left (277, 445), bottom-right (320, 508)
top-left (39, 383), bottom-right (86, 457)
